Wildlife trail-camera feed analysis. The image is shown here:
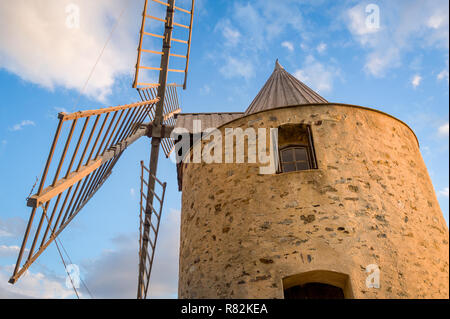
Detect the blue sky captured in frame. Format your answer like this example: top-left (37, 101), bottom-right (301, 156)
top-left (0, 0), bottom-right (448, 298)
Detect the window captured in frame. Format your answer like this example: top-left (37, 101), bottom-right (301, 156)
top-left (280, 146), bottom-right (311, 172)
top-left (278, 124), bottom-right (317, 173)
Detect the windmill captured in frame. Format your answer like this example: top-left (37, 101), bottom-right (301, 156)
top-left (8, 0), bottom-right (196, 300)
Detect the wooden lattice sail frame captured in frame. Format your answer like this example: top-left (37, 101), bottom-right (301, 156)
top-left (9, 0), bottom-right (195, 300)
top-left (133, 0), bottom-right (195, 90)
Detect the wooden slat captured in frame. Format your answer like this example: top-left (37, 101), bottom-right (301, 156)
top-left (137, 83), bottom-right (160, 88)
top-left (143, 32), bottom-right (164, 39)
top-left (164, 108), bottom-right (181, 121)
top-left (139, 66), bottom-right (163, 71)
top-left (170, 53), bottom-right (187, 58)
top-left (168, 69), bottom-right (185, 73)
top-left (173, 22), bottom-right (189, 29)
top-left (59, 99), bottom-right (159, 121)
top-left (174, 6), bottom-right (191, 14)
top-left (141, 166), bottom-right (165, 187)
top-left (147, 185), bottom-right (162, 203)
top-left (150, 223), bottom-right (157, 235)
top-left (151, 0), bottom-right (169, 6)
top-left (141, 49), bottom-right (164, 55)
top-left (167, 83), bottom-right (184, 88)
top-left (145, 15), bottom-right (166, 23)
top-left (172, 38), bottom-right (188, 44)
top-left (183, 0), bottom-right (196, 90)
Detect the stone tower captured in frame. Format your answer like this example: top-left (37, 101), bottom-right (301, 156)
top-left (175, 61), bottom-right (449, 299)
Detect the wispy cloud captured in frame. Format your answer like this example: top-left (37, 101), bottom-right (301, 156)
top-left (282, 41), bottom-right (294, 52)
top-left (294, 55), bottom-right (341, 94)
top-left (412, 74), bottom-right (422, 88)
top-left (9, 120), bottom-right (35, 132)
top-left (316, 42), bottom-right (327, 54)
top-left (213, 0), bottom-right (306, 80)
top-left (0, 245), bottom-right (21, 258)
top-left (0, 217), bottom-right (27, 238)
top-left (215, 19), bottom-right (241, 47)
top-left (0, 216), bottom-right (75, 299)
top-left (344, 1), bottom-right (449, 77)
top-left (439, 187), bottom-right (449, 197)
top-left (438, 122), bottom-right (449, 137)
top-left (200, 84), bottom-right (211, 95)
top-left (54, 107), bottom-right (69, 114)
top-left (0, 265), bottom-right (77, 299)
top-left (219, 57), bottom-right (255, 80)
top-left (437, 68), bottom-right (449, 83)
top-left (346, 4), bottom-right (381, 38)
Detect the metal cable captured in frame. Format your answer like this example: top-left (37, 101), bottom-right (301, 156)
top-left (42, 206), bottom-right (94, 299)
top-left (73, 2), bottom-right (129, 110)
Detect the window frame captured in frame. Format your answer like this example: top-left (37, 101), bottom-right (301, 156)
top-left (277, 125), bottom-right (318, 173)
top-left (279, 144), bottom-right (312, 172)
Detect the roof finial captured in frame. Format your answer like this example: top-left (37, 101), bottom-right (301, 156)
top-left (275, 59), bottom-right (284, 70)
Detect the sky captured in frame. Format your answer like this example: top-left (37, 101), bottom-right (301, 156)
top-left (0, 0), bottom-right (448, 299)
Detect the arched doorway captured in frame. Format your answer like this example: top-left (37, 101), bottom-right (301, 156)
top-left (284, 282), bottom-right (345, 299)
top-left (282, 270), bottom-right (353, 299)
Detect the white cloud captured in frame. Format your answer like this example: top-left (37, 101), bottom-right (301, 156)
top-left (0, 0), bottom-right (140, 102)
top-left (0, 265), bottom-right (77, 299)
top-left (282, 41), bottom-right (294, 52)
top-left (364, 48), bottom-right (401, 77)
top-left (80, 234), bottom-right (138, 298)
top-left (10, 120), bottom-right (35, 132)
top-left (215, 19), bottom-right (241, 47)
top-left (439, 187), bottom-right (449, 197)
top-left (427, 13), bottom-right (447, 29)
top-left (80, 209), bottom-right (181, 299)
top-left (0, 217), bottom-right (27, 238)
top-left (346, 4), bottom-right (381, 38)
top-left (294, 55), bottom-right (340, 94)
top-left (213, 0), bottom-right (306, 80)
top-left (0, 219), bottom-right (76, 299)
top-left (316, 42), bottom-right (327, 54)
top-left (0, 245), bottom-right (21, 258)
top-left (437, 69), bottom-right (449, 83)
top-left (438, 123), bottom-right (449, 137)
top-left (412, 74), bottom-right (422, 88)
top-left (54, 107), bottom-right (69, 114)
top-left (345, 1), bottom-right (449, 77)
top-left (219, 57), bottom-right (255, 80)
top-left (130, 188), bottom-right (136, 198)
top-left (232, 1), bottom-right (304, 49)
top-left (200, 84), bottom-right (211, 95)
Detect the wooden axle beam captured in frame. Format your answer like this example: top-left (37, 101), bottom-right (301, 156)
top-left (145, 124), bottom-right (174, 139)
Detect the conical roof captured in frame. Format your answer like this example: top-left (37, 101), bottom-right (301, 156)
top-left (244, 60), bottom-right (328, 115)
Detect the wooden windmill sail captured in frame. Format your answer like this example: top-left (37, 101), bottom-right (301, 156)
top-left (9, 0), bottom-right (196, 300)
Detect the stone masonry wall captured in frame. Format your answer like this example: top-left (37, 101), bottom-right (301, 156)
top-left (178, 104), bottom-right (449, 299)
